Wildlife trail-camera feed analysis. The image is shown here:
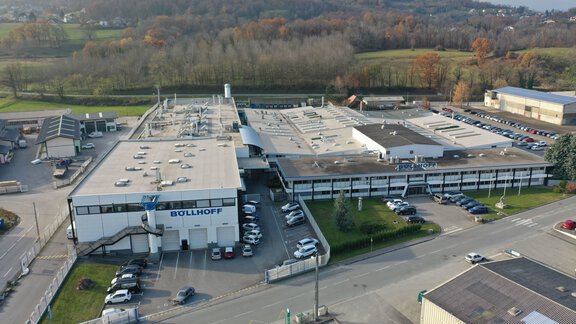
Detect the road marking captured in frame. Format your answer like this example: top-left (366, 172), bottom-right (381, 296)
top-left (375, 265), bottom-right (390, 272)
top-left (415, 254), bottom-right (425, 258)
top-left (353, 272), bottom-right (370, 279)
top-left (489, 252), bottom-right (502, 259)
top-left (333, 279), bottom-right (348, 285)
top-left (3, 267), bottom-right (13, 278)
top-left (233, 310), bottom-right (254, 318)
top-left (210, 320), bottom-right (226, 324)
top-left (440, 226), bottom-right (462, 236)
top-left (394, 260), bottom-right (408, 266)
top-left (155, 253), bottom-right (164, 282)
top-left (262, 302), bottom-right (279, 309)
top-left (527, 223), bottom-right (539, 227)
top-left (173, 251), bottom-right (180, 279)
top-left (429, 249), bottom-right (442, 254)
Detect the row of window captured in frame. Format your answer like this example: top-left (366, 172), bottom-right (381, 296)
top-left (75, 198), bottom-right (236, 215)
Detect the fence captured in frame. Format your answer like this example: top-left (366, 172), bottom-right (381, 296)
top-left (265, 196), bottom-right (331, 283)
top-left (0, 184), bottom-right (28, 194)
top-left (53, 157), bottom-right (93, 189)
top-left (26, 245), bottom-right (77, 324)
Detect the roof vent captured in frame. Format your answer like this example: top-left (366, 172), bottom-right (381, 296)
top-left (139, 145), bottom-right (150, 149)
top-left (556, 286), bottom-right (567, 292)
top-left (479, 153), bottom-right (486, 157)
top-left (174, 143), bottom-right (185, 147)
top-left (467, 154), bottom-right (474, 158)
top-left (453, 155), bottom-right (460, 158)
top-left (507, 307), bottom-right (522, 317)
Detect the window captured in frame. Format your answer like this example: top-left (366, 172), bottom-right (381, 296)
top-left (114, 204), bottom-right (127, 213)
top-left (409, 150), bottom-right (414, 154)
top-left (210, 199), bottom-right (223, 207)
top-left (101, 205), bottom-right (114, 213)
top-left (126, 203), bottom-right (144, 212)
top-left (182, 200), bottom-right (196, 208)
top-left (88, 206), bottom-right (100, 214)
top-left (222, 198), bottom-right (235, 206)
top-left (167, 201), bottom-right (182, 210)
top-left (156, 202), bottom-right (168, 210)
top-left (196, 200), bottom-right (210, 208)
top-left (76, 206), bottom-right (89, 215)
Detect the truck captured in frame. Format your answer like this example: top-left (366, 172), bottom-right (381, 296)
top-left (53, 168), bottom-right (67, 178)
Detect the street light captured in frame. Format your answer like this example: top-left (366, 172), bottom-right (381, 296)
top-left (518, 171), bottom-right (523, 196)
top-left (313, 252), bottom-right (320, 321)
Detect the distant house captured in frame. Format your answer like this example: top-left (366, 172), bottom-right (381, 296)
top-left (570, 16), bottom-right (576, 22)
top-left (421, 257), bottom-right (576, 324)
top-left (361, 96), bottom-right (405, 110)
top-left (71, 112), bottom-right (119, 133)
top-left (36, 115), bottom-right (81, 158)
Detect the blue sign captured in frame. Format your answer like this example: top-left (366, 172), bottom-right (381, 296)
top-left (170, 208), bottom-right (223, 217)
top-left (395, 162), bottom-right (438, 171)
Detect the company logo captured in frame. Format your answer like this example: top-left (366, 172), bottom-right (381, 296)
top-left (395, 162), bottom-right (438, 171)
top-left (170, 208), bottom-right (223, 217)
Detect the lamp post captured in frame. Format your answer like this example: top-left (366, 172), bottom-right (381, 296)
top-left (518, 171), bottom-right (523, 196)
top-left (313, 252), bottom-right (319, 321)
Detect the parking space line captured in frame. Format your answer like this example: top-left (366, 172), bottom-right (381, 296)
top-left (173, 251), bottom-right (180, 280)
top-left (333, 279), bottom-right (349, 285)
top-left (3, 267), bottom-right (13, 278)
top-left (155, 253), bottom-right (164, 282)
top-left (429, 249), bottom-right (442, 254)
top-left (210, 320), bottom-right (226, 324)
top-left (375, 265), bottom-right (390, 272)
top-left (233, 310), bottom-right (254, 318)
top-left (489, 252), bottom-right (502, 259)
top-left (353, 272), bottom-right (370, 279)
top-left (262, 301), bottom-right (280, 309)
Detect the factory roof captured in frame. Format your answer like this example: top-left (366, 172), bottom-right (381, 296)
top-left (277, 146), bottom-right (549, 179)
top-left (36, 115), bottom-right (81, 144)
top-left (354, 124), bottom-right (441, 147)
top-left (424, 258), bottom-right (576, 324)
top-left (495, 87), bottom-right (576, 105)
top-left (72, 112), bottom-right (118, 121)
top-left (71, 138), bottom-right (241, 196)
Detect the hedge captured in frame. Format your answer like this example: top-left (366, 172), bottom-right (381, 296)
top-left (330, 224), bottom-right (421, 254)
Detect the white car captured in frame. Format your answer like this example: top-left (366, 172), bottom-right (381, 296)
top-left (386, 199), bottom-right (403, 209)
top-left (285, 209), bottom-right (304, 221)
top-left (110, 273), bottom-right (137, 285)
top-left (465, 252), bottom-right (485, 264)
top-left (88, 131), bottom-right (103, 138)
top-left (242, 245), bottom-right (253, 257)
top-left (242, 235), bottom-right (261, 245)
top-left (243, 229), bottom-right (262, 240)
top-left (81, 143), bottom-right (95, 149)
top-left (281, 202), bottom-right (300, 212)
top-left (536, 141), bottom-right (547, 147)
top-left (242, 223), bottom-right (261, 232)
top-left (297, 238), bottom-right (319, 249)
top-left (105, 289), bottom-right (132, 304)
top-left (391, 202), bottom-right (410, 211)
top-left (294, 245), bottom-right (318, 259)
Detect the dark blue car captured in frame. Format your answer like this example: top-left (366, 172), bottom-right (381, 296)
top-left (469, 206), bottom-right (488, 215)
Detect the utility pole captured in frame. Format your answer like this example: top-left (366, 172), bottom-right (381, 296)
top-left (313, 252), bottom-right (320, 321)
top-left (518, 171), bottom-right (523, 196)
top-left (33, 202), bottom-right (40, 241)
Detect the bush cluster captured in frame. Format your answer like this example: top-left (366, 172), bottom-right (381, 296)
top-left (331, 225), bottom-right (421, 254)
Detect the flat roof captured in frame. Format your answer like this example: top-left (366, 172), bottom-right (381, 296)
top-left (0, 109), bottom-right (71, 120)
top-left (72, 112), bottom-right (118, 121)
top-left (355, 124), bottom-right (441, 147)
top-left (408, 115), bottom-right (513, 149)
top-left (71, 138), bottom-right (241, 196)
top-left (244, 105), bottom-right (378, 156)
top-left (362, 96), bottom-right (405, 102)
top-left (277, 147), bottom-right (549, 179)
top-left (495, 87), bottom-right (576, 105)
top-left (425, 258), bottom-right (576, 323)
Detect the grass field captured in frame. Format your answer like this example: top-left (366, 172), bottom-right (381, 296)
top-left (306, 198), bottom-right (440, 261)
top-left (466, 186), bottom-right (568, 219)
top-left (356, 48), bottom-right (474, 61)
top-left (0, 99), bottom-right (150, 117)
top-left (0, 23), bottom-right (123, 42)
top-left (39, 263), bottom-right (117, 324)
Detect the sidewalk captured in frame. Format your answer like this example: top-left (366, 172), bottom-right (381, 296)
top-left (0, 223), bottom-right (70, 323)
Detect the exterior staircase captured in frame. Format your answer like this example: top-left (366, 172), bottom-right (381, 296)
top-left (76, 226), bottom-right (149, 256)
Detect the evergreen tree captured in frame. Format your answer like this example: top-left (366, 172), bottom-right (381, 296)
top-left (333, 191), bottom-right (354, 231)
top-left (544, 134), bottom-right (576, 180)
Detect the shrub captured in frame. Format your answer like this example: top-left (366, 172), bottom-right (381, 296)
top-left (564, 182), bottom-right (576, 194)
top-left (552, 186), bottom-right (563, 193)
top-left (359, 221), bottom-right (386, 235)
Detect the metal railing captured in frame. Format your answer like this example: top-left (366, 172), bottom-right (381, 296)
top-left (53, 157), bottom-right (93, 189)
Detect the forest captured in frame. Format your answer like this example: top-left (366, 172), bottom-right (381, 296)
top-left (1, 0), bottom-right (575, 100)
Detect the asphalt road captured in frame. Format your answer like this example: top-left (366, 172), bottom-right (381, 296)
top-left (149, 196), bottom-right (576, 324)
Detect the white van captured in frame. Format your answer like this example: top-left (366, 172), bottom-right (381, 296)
top-left (242, 204), bottom-right (257, 214)
top-left (66, 221), bottom-right (76, 239)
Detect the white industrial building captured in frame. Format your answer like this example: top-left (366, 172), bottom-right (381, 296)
top-left (69, 138), bottom-right (242, 255)
top-left (484, 86), bottom-right (576, 125)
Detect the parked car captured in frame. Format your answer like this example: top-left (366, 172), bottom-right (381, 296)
top-left (122, 259), bottom-right (148, 268)
top-left (246, 200), bottom-right (260, 207)
top-left (242, 204), bottom-right (257, 214)
top-left (456, 197), bottom-right (475, 206)
top-left (105, 289), bottom-right (132, 304)
top-left (469, 206), bottom-right (489, 215)
top-left (211, 248), bottom-right (222, 260)
top-left (405, 215), bottom-right (425, 224)
top-left (242, 235), bottom-right (261, 245)
top-left (386, 199), bottom-right (404, 209)
top-left (396, 206), bottom-right (417, 215)
top-left (243, 230), bottom-right (262, 240)
top-left (390, 202), bottom-right (410, 211)
top-left (560, 220), bottom-right (576, 230)
top-left (242, 223), bottom-right (261, 232)
top-left (465, 252), bottom-right (485, 264)
top-left (294, 245), bottom-right (318, 259)
top-left (450, 195), bottom-right (469, 203)
top-left (172, 286), bottom-right (195, 305)
top-left (433, 194), bottom-right (448, 204)
top-left (81, 143), bottom-right (95, 149)
top-left (537, 141), bottom-right (547, 147)
top-left (462, 200), bottom-right (482, 210)
top-left (88, 131), bottom-right (103, 138)
top-left (285, 209), bottom-right (304, 221)
top-left (281, 202), bottom-right (300, 212)
top-left (242, 215), bottom-right (260, 224)
top-left (107, 279), bottom-right (141, 294)
top-left (530, 145), bottom-right (543, 151)
top-left (242, 245), bottom-right (253, 257)
top-left (115, 265), bottom-right (142, 277)
top-left (287, 214), bottom-right (306, 227)
top-left (224, 247), bottom-right (235, 259)
top-left (111, 273), bottom-right (137, 285)
top-left (297, 238), bottom-right (319, 249)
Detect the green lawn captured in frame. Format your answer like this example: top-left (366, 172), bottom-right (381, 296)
top-left (306, 198), bottom-right (440, 261)
top-left (0, 23), bottom-right (124, 42)
top-left (0, 99), bottom-right (150, 117)
top-left (40, 263), bottom-right (117, 324)
top-left (466, 187), bottom-right (568, 219)
top-left (356, 48), bottom-right (473, 61)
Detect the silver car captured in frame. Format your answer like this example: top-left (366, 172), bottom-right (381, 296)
top-left (172, 286), bottom-right (195, 305)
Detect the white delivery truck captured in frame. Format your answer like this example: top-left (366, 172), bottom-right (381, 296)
top-left (66, 221), bottom-right (76, 239)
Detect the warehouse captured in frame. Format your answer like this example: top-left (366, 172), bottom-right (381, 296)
top-left (420, 257), bottom-right (576, 324)
top-left (35, 115), bottom-right (81, 158)
top-left (484, 86), bottom-right (576, 125)
top-left (68, 137), bottom-right (242, 256)
top-left (72, 111), bottom-right (120, 133)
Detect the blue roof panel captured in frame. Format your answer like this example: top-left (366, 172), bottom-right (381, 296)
top-left (495, 87), bottom-right (576, 105)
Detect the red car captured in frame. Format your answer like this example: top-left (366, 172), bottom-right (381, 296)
top-left (442, 107), bottom-right (453, 113)
top-left (224, 247), bottom-right (235, 259)
top-left (560, 220), bottom-right (576, 230)
top-left (522, 137), bottom-right (534, 142)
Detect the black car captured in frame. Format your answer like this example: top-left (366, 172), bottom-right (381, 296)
top-left (462, 201), bottom-right (481, 210)
top-left (406, 216), bottom-right (425, 224)
top-left (115, 265), bottom-right (142, 277)
top-left (451, 195), bottom-right (469, 203)
top-left (122, 258), bottom-right (148, 269)
top-left (396, 206), bottom-right (417, 215)
top-left (469, 206), bottom-right (489, 214)
top-left (456, 198), bottom-right (475, 206)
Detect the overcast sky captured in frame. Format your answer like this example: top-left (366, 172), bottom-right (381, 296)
top-left (485, 0), bottom-right (574, 12)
